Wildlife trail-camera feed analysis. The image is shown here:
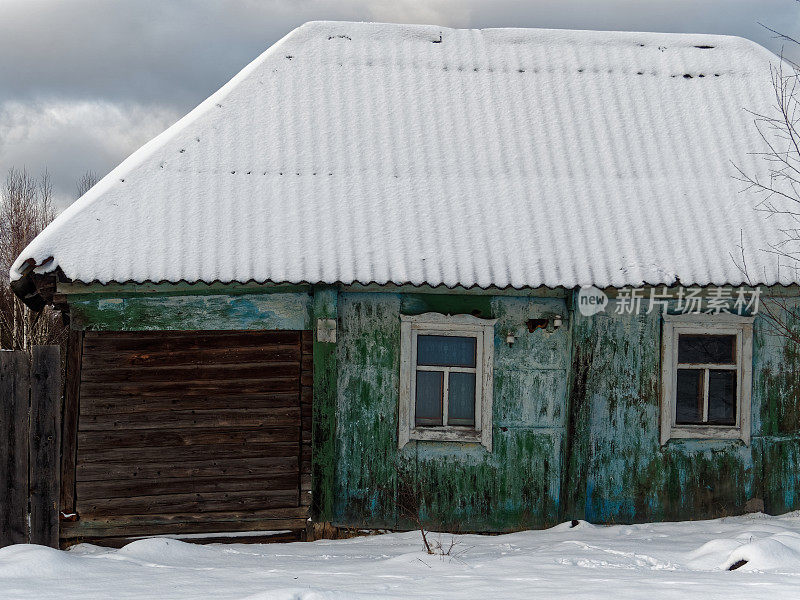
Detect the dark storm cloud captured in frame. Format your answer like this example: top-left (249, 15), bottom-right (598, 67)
top-left (1, 0), bottom-right (798, 206)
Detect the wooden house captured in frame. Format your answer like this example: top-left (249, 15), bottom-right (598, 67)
top-left (11, 22), bottom-right (800, 546)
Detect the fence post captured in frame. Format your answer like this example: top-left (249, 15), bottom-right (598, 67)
top-left (60, 330), bottom-right (83, 517)
top-left (29, 345), bottom-right (61, 548)
top-left (0, 351), bottom-right (31, 548)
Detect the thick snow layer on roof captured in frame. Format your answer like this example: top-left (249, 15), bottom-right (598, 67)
top-left (11, 21), bottom-right (790, 288)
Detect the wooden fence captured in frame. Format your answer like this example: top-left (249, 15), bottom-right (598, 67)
top-left (0, 346), bottom-right (61, 548)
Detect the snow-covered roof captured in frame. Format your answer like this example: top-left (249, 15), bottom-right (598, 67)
top-left (11, 21), bottom-right (790, 289)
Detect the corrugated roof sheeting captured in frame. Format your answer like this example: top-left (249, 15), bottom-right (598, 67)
top-left (11, 22), bottom-right (792, 288)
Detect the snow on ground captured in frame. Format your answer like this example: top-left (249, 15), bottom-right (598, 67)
top-left (3, 513), bottom-right (800, 599)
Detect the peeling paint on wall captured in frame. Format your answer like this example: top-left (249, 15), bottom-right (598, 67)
top-left (64, 286), bottom-right (800, 532)
top-left (567, 296), bottom-right (800, 525)
top-left (69, 292), bottom-right (311, 331)
top-left (333, 293), bottom-right (568, 531)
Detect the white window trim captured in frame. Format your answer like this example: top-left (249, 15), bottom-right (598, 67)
top-left (399, 312), bottom-right (496, 450)
top-left (660, 313), bottom-right (754, 446)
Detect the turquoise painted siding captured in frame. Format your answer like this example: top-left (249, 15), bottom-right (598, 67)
top-left (68, 292), bottom-right (312, 331)
top-left (752, 300), bottom-right (800, 515)
top-left (566, 298), bottom-right (800, 525)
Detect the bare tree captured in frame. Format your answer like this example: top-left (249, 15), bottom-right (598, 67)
top-left (734, 26), bottom-right (800, 343)
top-left (734, 61), bottom-right (800, 260)
top-left (0, 167), bottom-right (65, 350)
top-left (76, 170), bottom-right (99, 198)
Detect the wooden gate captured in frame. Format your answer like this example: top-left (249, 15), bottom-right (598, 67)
top-left (60, 330), bottom-right (312, 546)
top-left (0, 346), bottom-right (61, 549)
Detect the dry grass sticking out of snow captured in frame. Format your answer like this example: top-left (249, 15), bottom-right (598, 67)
top-left (3, 513), bottom-right (800, 599)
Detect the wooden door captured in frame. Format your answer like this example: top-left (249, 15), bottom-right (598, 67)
top-left (61, 330), bottom-right (312, 546)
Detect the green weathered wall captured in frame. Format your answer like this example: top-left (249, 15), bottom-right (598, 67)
top-left (68, 291), bottom-right (312, 331)
top-left (311, 286), bottom-right (338, 522)
top-left (333, 292), bottom-right (569, 531)
top-left (752, 300), bottom-right (800, 515)
top-left (564, 297), bottom-right (800, 524)
top-left (64, 284), bottom-right (800, 531)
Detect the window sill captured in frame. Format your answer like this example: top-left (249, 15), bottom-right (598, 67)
top-left (408, 427), bottom-right (489, 448)
top-left (662, 424), bottom-right (749, 445)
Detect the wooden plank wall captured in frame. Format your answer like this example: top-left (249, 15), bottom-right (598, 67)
top-left (0, 351), bottom-right (31, 548)
top-left (1, 346), bottom-right (62, 549)
top-left (60, 329), bottom-right (83, 516)
top-left (29, 346), bottom-right (62, 547)
top-left (63, 330), bottom-right (312, 545)
top-left (300, 331), bottom-right (312, 510)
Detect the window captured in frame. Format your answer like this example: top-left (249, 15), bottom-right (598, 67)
top-left (660, 313), bottom-right (753, 445)
top-left (398, 313), bottom-right (496, 449)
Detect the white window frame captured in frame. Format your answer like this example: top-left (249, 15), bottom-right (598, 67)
top-left (399, 313), bottom-right (496, 450)
top-left (660, 313), bottom-right (754, 445)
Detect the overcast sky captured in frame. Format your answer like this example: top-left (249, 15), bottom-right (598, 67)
top-left (1, 0), bottom-right (799, 208)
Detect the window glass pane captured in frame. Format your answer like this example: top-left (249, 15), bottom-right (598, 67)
top-left (708, 370), bottom-right (737, 425)
top-left (676, 369), bottom-right (704, 424)
top-left (417, 335), bottom-right (476, 367)
top-left (448, 372), bottom-right (476, 427)
top-left (678, 335), bottom-right (736, 364)
top-left (415, 371), bottom-right (443, 427)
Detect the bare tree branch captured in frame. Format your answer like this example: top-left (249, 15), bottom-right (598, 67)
top-left (736, 27), bottom-right (800, 345)
top-left (0, 167), bottom-right (65, 350)
top-left (76, 170), bottom-right (99, 199)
